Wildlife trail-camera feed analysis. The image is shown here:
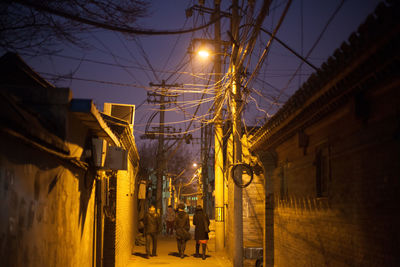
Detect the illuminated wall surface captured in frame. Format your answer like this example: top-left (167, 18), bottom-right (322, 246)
top-left (103, 164), bottom-right (139, 267)
top-left (251, 2), bottom-right (400, 266)
top-left (224, 133), bottom-right (265, 263)
top-left (242, 135), bottom-right (265, 250)
top-left (0, 53), bottom-right (140, 267)
top-left (0, 114), bottom-right (96, 266)
top-left (115, 163), bottom-right (138, 267)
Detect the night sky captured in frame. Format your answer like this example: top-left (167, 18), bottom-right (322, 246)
top-left (10, 0), bottom-right (382, 159)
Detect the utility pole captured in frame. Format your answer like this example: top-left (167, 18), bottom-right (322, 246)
top-left (147, 80), bottom-right (180, 216)
top-left (213, 0), bottom-right (225, 253)
top-left (155, 81), bottom-right (165, 216)
top-left (231, 0), bottom-right (243, 266)
top-left (186, 0), bottom-right (228, 252)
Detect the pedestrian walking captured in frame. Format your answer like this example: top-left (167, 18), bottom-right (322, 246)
top-left (143, 205), bottom-right (161, 259)
top-left (193, 205), bottom-right (210, 260)
top-left (164, 205), bottom-right (175, 236)
top-left (174, 203), bottom-right (190, 258)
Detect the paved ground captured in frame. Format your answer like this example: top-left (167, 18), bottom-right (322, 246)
top-left (128, 231), bottom-right (232, 267)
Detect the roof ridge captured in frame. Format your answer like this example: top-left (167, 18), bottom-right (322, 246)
top-left (249, 1), bottom-right (398, 146)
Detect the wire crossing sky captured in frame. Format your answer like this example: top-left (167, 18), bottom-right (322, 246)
top-left (4, 0), bottom-right (383, 159)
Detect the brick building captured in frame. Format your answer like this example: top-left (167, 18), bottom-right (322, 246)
top-left (0, 53), bottom-right (139, 267)
top-left (249, 2), bottom-right (399, 266)
top-left (101, 111), bottom-right (140, 267)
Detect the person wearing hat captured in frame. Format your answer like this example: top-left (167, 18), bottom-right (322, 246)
top-left (143, 205), bottom-right (161, 258)
top-left (193, 205), bottom-right (210, 260)
top-left (174, 203), bottom-right (190, 258)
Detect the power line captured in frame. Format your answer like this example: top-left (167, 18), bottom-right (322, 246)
top-left (243, 0), bottom-right (293, 89)
top-left (39, 72), bottom-right (143, 88)
top-left (257, 27), bottom-right (317, 71)
top-left (90, 33), bottom-right (147, 87)
top-left (21, 51), bottom-right (226, 81)
top-left (266, 0), bottom-right (347, 113)
top-left (134, 38), bottom-right (161, 82)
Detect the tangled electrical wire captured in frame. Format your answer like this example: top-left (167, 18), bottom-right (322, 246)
top-left (228, 162), bottom-right (254, 188)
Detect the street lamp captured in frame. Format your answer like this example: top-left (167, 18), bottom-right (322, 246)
top-left (197, 49), bottom-right (210, 59)
top-left (189, 35), bottom-right (227, 252)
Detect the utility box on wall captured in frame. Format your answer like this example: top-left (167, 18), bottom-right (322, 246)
top-left (92, 138), bottom-right (105, 168)
top-left (104, 146), bottom-right (127, 171)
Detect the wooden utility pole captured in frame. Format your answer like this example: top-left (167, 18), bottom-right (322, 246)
top-left (156, 81), bottom-right (165, 216)
top-left (148, 80), bottom-right (180, 216)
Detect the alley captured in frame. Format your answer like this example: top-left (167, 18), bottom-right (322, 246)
top-left (128, 222), bottom-right (232, 267)
top-left (1, 1), bottom-right (399, 267)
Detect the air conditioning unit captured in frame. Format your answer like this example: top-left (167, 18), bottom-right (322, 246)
top-left (104, 102), bottom-right (135, 132)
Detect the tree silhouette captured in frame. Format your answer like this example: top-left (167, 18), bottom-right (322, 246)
top-left (0, 0), bottom-right (148, 52)
top-left (138, 141), bottom-right (195, 193)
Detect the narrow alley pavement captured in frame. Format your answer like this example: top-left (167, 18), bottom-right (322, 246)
top-left (128, 220), bottom-right (232, 267)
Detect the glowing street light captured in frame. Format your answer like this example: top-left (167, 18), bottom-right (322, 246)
top-left (197, 49), bottom-right (210, 59)
top-left (193, 163), bottom-right (198, 168)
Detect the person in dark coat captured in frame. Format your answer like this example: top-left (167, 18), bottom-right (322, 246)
top-left (174, 203), bottom-right (190, 258)
top-left (193, 205), bottom-right (210, 260)
top-left (143, 205), bottom-right (161, 258)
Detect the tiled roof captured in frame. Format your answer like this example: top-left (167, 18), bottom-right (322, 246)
top-left (249, 1), bottom-right (400, 151)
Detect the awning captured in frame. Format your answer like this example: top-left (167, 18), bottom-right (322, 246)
top-left (70, 99), bottom-right (120, 146)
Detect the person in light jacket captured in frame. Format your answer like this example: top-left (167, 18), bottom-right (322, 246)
top-left (193, 205), bottom-right (210, 260)
top-left (164, 205), bottom-right (175, 236)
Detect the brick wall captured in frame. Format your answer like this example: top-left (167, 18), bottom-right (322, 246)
top-left (103, 175), bottom-right (116, 267)
top-left (242, 180), bottom-right (264, 248)
top-left (102, 142), bottom-right (139, 267)
top-left (98, 121), bottom-right (139, 267)
top-left (268, 83), bottom-right (400, 266)
top-left (242, 135), bottom-right (264, 248)
top-left (115, 164), bottom-right (137, 267)
top-left (225, 134), bottom-right (265, 265)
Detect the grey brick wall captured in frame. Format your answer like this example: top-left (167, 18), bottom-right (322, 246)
top-left (269, 85), bottom-right (400, 266)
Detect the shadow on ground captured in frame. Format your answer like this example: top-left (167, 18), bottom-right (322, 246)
top-left (167, 252), bottom-right (212, 259)
top-left (191, 254), bottom-right (211, 259)
top-left (168, 252), bottom-right (185, 258)
top-left (132, 252), bottom-right (148, 259)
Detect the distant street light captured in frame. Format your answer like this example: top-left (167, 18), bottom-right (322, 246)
top-left (193, 162), bottom-right (198, 168)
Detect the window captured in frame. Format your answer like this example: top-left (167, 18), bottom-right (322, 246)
top-left (315, 145), bottom-right (330, 198)
top-left (279, 161), bottom-right (289, 200)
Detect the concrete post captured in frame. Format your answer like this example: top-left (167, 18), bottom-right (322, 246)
top-left (231, 1), bottom-right (243, 266)
top-left (232, 65), bottom-right (243, 267)
top-left (214, 0), bottom-right (225, 252)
